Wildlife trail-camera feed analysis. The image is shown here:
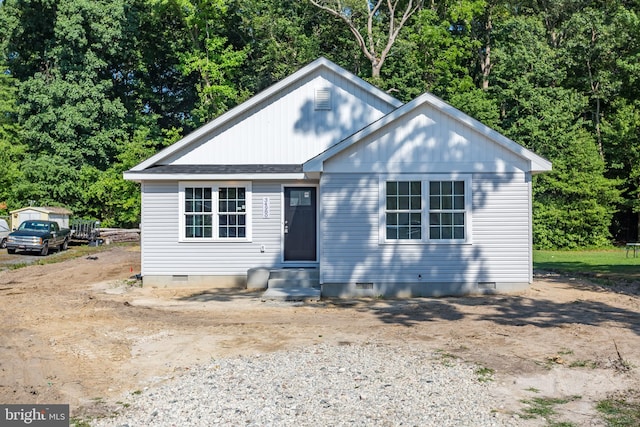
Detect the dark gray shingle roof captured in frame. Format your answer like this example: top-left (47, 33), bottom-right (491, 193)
top-left (138, 164), bottom-right (303, 174)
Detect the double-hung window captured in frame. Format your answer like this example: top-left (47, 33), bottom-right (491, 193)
top-left (185, 187), bottom-right (213, 238)
top-left (180, 182), bottom-right (252, 241)
top-left (382, 177), bottom-right (470, 243)
top-left (429, 181), bottom-right (466, 240)
top-left (218, 187), bottom-right (247, 238)
top-left (385, 181), bottom-right (422, 240)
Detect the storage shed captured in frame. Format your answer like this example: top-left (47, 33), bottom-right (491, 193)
top-left (10, 207), bottom-right (73, 230)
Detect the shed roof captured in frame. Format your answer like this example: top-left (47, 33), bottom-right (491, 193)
top-left (10, 206), bottom-right (73, 215)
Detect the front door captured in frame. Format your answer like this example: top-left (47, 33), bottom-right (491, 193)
top-left (284, 187), bottom-right (317, 261)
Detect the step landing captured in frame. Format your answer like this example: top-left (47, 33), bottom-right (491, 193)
top-left (248, 267), bottom-right (321, 301)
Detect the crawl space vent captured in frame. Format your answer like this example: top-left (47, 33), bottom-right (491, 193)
top-left (477, 281), bottom-right (496, 289)
top-left (315, 88), bottom-right (332, 110)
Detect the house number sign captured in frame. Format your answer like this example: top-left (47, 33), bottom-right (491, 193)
top-left (262, 197), bottom-right (270, 218)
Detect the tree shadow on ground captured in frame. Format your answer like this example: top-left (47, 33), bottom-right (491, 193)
top-left (172, 276), bottom-right (640, 336)
top-left (322, 280), bottom-right (640, 336)
top-left (177, 288), bottom-right (264, 303)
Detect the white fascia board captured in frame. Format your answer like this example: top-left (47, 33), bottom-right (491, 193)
top-left (123, 172), bottom-right (307, 182)
top-left (131, 57), bottom-right (403, 172)
top-left (304, 92), bottom-right (552, 174)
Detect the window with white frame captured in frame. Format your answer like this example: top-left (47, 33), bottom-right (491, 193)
top-left (184, 187), bottom-right (213, 238)
top-left (181, 182), bottom-right (251, 241)
top-left (385, 181), bottom-right (422, 240)
top-left (429, 181), bottom-right (465, 240)
top-left (382, 177), bottom-right (469, 243)
top-left (218, 187), bottom-right (247, 238)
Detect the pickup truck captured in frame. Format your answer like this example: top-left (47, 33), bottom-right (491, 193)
top-left (6, 220), bottom-right (71, 256)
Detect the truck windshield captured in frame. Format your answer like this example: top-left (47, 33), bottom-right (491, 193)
top-left (19, 221), bottom-right (48, 231)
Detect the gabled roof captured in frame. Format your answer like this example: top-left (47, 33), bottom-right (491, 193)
top-left (128, 57), bottom-right (403, 173)
top-left (304, 92), bottom-right (552, 174)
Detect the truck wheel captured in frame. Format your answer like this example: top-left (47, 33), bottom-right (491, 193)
top-left (7, 248), bottom-right (15, 255)
top-left (40, 243), bottom-right (49, 256)
top-left (59, 238), bottom-right (68, 251)
top-left (0, 238), bottom-right (5, 249)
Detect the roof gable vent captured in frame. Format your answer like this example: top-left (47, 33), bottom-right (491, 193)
top-left (315, 88), bottom-right (332, 110)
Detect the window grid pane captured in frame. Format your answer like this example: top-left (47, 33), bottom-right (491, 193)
top-left (386, 181), bottom-right (421, 240)
top-left (429, 180), bottom-right (465, 240)
top-left (185, 186), bottom-right (247, 239)
top-left (185, 187), bottom-right (213, 239)
top-left (218, 186), bottom-right (247, 238)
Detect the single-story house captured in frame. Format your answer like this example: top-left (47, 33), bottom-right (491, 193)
top-left (125, 57), bottom-right (551, 298)
top-left (10, 206), bottom-right (73, 230)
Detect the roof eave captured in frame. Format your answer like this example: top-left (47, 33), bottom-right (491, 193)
top-left (123, 172), bottom-right (308, 182)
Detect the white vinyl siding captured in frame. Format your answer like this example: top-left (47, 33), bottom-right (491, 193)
top-left (162, 74), bottom-right (395, 166)
top-left (323, 104), bottom-right (530, 174)
top-left (141, 181), bottom-right (293, 276)
top-left (320, 173), bottom-right (530, 285)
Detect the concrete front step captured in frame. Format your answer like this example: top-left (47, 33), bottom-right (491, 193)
top-left (267, 277), bottom-right (319, 289)
top-left (268, 268), bottom-right (319, 281)
top-left (247, 267), bottom-right (320, 290)
top-left (261, 286), bottom-right (321, 302)
top-left (268, 268), bottom-right (319, 289)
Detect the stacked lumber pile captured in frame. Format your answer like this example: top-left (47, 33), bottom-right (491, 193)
top-left (98, 228), bottom-right (141, 243)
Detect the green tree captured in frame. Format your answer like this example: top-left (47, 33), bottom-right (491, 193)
top-left (490, 14), bottom-right (621, 248)
top-left (229, 0), bottom-right (325, 92)
top-left (4, 0), bottom-right (129, 214)
top-left (382, 3), bottom-right (483, 101)
top-left (82, 127), bottom-right (179, 227)
top-left (0, 70), bottom-right (26, 213)
top-left (308, 0), bottom-right (424, 79)
top-left (153, 0), bottom-right (248, 126)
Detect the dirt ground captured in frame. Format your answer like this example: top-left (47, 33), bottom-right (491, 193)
top-left (0, 245), bottom-right (639, 426)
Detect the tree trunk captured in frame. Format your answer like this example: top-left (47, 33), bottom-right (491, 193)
top-left (480, 14), bottom-right (492, 90)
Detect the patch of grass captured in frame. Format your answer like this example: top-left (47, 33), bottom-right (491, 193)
top-left (569, 359), bottom-right (598, 369)
top-left (3, 242), bottom-right (137, 271)
top-left (475, 366), bottom-right (495, 382)
top-left (525, 387), bottom-right (540, 393)
top-left (519, 395), bottom-right (581, 424)
top-left (534, 249), bottom-right (640, 283)
top-left (558, 348), bottom-right (574, 356)
top-left (7, 262), bottom-right (29, 270)
top-left (433, 349), bottom-right (457, 366)
top-left (597, 392), bottom-right (640, 426)
top-left (70, 418), bottom-right (92, 427)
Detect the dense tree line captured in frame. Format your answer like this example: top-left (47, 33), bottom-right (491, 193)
top-left (0, 0), bottom-right (638, 248)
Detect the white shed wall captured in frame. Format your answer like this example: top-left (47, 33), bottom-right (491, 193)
top-left (140, 181), bottom-right (292, 278)
top-left (163, 73), bottom-right (396, 166)
top-left (319, 173), bottom-right (531, 289)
